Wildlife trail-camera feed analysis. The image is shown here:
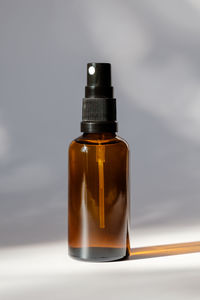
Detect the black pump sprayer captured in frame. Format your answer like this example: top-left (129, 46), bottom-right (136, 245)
top-left (81, 63), bottom-right (118, 133)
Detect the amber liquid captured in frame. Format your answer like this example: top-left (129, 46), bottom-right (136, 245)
top-left (68, 132), bottom-right (130, 261)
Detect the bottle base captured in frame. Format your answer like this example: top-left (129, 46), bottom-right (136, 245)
top-left (68, 247), bottom-right (129, 262)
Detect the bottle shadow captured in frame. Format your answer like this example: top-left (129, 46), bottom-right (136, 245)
top-left (127, 241), bottom-right (200, 260)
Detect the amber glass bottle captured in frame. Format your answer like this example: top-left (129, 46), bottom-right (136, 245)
top-left (68, 63), bottom-right (130, 261)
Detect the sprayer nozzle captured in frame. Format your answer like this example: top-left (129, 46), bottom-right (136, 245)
top-left (81, 62), bottom-right (117, 133)
top-left (85, 63), bottom-right (113, 98)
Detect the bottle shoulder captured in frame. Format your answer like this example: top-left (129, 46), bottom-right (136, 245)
top-left (68, 134), bottom-right (129, 151)
top-left (115, 135), bottom-right (129, 150)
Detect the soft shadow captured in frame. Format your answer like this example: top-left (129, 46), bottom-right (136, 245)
top-left (128, 241), bottom-right (200, 260)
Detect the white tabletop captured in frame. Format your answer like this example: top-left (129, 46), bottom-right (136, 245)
top-left (1, 236), bottom-right (200, 300)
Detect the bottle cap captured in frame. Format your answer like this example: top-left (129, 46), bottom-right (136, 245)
top-left (81, 63), bottom-right (118, 133)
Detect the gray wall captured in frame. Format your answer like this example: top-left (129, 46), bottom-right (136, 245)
top-left (1, 0), bottom-right (200, 247)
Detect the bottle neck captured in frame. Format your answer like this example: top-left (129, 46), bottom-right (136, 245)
top-left (82, 132), bottom-right (116, 140)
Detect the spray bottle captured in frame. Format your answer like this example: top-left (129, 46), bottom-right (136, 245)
top-left (68, 63), bottom-right (130, 261)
